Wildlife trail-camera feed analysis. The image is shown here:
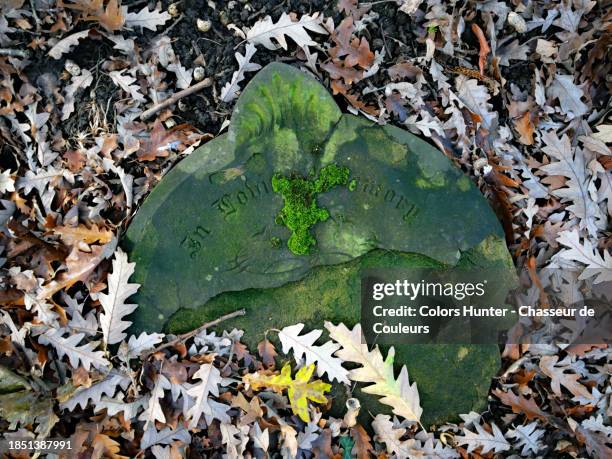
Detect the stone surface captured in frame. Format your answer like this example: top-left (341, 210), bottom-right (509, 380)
top-left (123, 63), bottom-right (517, 424)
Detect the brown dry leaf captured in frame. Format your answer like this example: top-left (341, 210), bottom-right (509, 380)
top-left (38, 245), bottom-right (105, 299)
top-left (257, 338), bottom-right (278, 368)
top-left (492, 389), bottom-right (548, 421)
top-left (63, 149), bottom-right (87, 171)
top-left (99, 134), bottom-right (119, 158)
top-left (312, 428), bottom-right (335, 457)
top-left (343, 92), bottom-right (379, 116)
top-left (385, 93), bottom-right (408, 120)
top-left (329, 18), bottom-right (374, 69)
top-left (565, 343), bottom-right (608, 356)
top-left (72, 366), bottom-right (93, 387)
top-left (576, 425), bottom-right (612, 458)
top-left (53, 224), bottom-right (114, 247)
top-left (63, 0), bottom-right (126, 32)
top-left (350, 425), bottom-right (374, 459)
top-left (161, 359), bottom-right (188, 384)
top-left (232, 392), bottom-right (263, 424)
top-left (471, 23), bottom-right (490, 76)
top-left (321, 61), bottom-right (364, 85)
top-left (137, 120), bottom-right (204, 161)
top-left (91, 433), bottom-right (128, 459)
top-left (513, 369), bottom-right (537, 393)
top-left (515, 111), bottom-right (535, 145)
top-left (388, 62), bottom-right (423, 81)
top-left (337, 0), bottom-right (370, 20)
top-left (598, 156), bottom-right (612, 171)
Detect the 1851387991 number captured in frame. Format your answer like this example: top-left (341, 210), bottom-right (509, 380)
top-left (1, 439), bottom-right (72, 453)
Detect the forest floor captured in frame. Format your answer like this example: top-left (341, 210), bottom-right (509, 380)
top-left (0, 0), bottom-right (610, 457)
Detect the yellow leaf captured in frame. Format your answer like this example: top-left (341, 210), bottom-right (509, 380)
top-left (53, 224), bottom-right (114, 246)
top-left (243, 363), bottom-right (330, 422)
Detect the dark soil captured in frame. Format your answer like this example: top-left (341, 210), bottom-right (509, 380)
top-left (162, 0), bottom-right (428, 133)
top-left (161, 0), bottom-right (341, 132)
top-left (18, 0), bottom-right (541, 152)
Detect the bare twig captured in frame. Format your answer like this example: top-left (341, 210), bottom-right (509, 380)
top-left (145, 308), bottom-right (246, 357)
top-left (165, 13), bottom-right (185, 35)
top-left (139, 77), bottom-right (213, 120)
top-left (0, 48), bottom-right (30, 58)
top-left (29, 0), bottom-right (41, 28)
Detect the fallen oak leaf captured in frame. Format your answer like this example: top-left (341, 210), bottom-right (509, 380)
top-left (456, 422), bottom-right (511, 454)
top-left (372, 414), bottom-right (457, 458)
top-left (514, 111), bottom-right (535, 145)
top-left (52, 223), bottom-right (113, 247)
top-left (62, 68), bottom-right (93, 120)
top-left (329, 17), bottom-right (374, 69)
top-left (540, 131), bottom-right (601, 236)
top-left (385, 93), bottom-right (409, 122)
top-left (337, 0), bottom-right (370, 20)
top-left (220, 43), bottom-right (261, 103)
top-left (91, 433), bottom-right (129, 458)
top-left (98, 248), bottom-right (139, 346)
top-left (109, 69), bottom-right (145, 103)
top-left (556, 229), bottom-right (612, 283)
top-left (342, 91), bottom-right (380, 116)
top-left (471, 23), bottom-right (490, 76)
top-left (492, 388), bottom-right (548, 421)
top-left (388, 62), bottom-right (424, 81)
top-left (38, 244), bottom-right (110, 300)
top-left (323, 62), bottom-right (364, 86)
top-left (277, 323), bottom-right (350, 384)
top-left (137, 120), bottom-right (204, 161)
top-left (506, 422), bottom-right (545, 456)
top-left (186, 363), bottom-right (228, 429)
top-left (257, 338), bottom-right (277, 368)
top-left (138, 372), bottom-right (171, 429)
top-left (47, 29), bottom-right (91, 59)
top-left (325, 322), bottom-right (423, 425)
top-left (539, 355), bottom-right (594, 401)
top-left (38, 328), bottom-right (110, 371)
top-left (61, 0), bottom-right (125, 32)
top-left (243, 363), bottom-right (330, 422)
top-left (548, 74), bottom-right (588, 119)
top-left (350, 425), bottom-right (374, 459)
top-left (124, 5), bottom-right (171, 31)
top-left (232, 392), bottom-right (263, 425)
top-left (246, 12), bottom-right (328, 50)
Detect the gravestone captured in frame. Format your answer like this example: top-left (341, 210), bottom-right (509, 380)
top-left (123, 63), bottom-right (517, 425)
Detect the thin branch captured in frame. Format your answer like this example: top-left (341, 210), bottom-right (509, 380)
top-left (139, 77), bottom-right (213, 120)
top-left (145, 308), bottom-right (246, 357)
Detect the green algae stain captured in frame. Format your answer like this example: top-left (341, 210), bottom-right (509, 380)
top-left (415, 172), bottom-right (446, 189)
top-left (272, 163), bottom-right (350, 255)
top-left (361, 128), bottom-right (407, 165)
top-left (457, 175), bottom-right (471, 192)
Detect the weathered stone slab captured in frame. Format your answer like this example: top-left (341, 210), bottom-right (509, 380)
top-left (123, 63), bottom-right (516, 424)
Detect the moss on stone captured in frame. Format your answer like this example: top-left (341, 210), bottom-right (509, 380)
top-left (457, 175), bottom-right (471, 192)
top-left (272, 163), bottom-right (350, 255)
top-left (164, 247), bottom-right (505, 426)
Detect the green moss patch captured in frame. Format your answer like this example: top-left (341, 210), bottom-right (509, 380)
top-left (272, 163), bottom-right (350, 255)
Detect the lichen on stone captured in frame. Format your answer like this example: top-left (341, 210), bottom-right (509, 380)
top-left (272, 163), bottom-right (350, 255)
